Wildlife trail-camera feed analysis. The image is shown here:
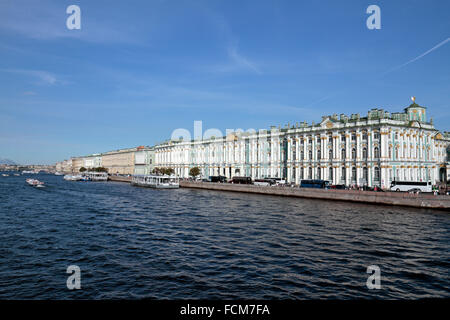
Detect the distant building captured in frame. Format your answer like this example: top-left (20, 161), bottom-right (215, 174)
top-left (83, 154), bottom-right (102, 169)
top-left (71, 157), bottom-right (84, 173)
top-left (134, 146), bottom-right (155, 175)
top-left (101, 148), bottom-right (136, 175)
top-left (155, 101), bottom-right (450, 188)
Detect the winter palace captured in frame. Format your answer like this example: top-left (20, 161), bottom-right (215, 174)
top-left (154, 100), bottom-right (450, 189)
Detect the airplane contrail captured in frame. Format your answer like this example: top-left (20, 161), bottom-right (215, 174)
top-left (382, 37), bottom-right (450, 75)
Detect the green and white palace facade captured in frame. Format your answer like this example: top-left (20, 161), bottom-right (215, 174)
top-left (155, 102), bottom-right (450, 189)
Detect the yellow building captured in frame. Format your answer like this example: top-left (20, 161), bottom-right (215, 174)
top-left (101, 148), bottom-right (136, 175)
top-left (71, 157), bottom-right (84, 173)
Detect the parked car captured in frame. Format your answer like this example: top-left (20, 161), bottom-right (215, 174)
top-left (329, 184), bottom-right (346, 190)
top-left (264, 177), bottom-right (286, 185)
top-left (209, 176), bottom-right (227, 183)
top-left (231, 176), bottom-right (253, 184)
top-left (254, 178), bottom-right (276, 186)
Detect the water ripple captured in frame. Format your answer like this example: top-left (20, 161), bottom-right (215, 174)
top-left (0, 174), bottom-right (449, 299)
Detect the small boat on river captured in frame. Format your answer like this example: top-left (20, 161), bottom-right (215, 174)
top-left (64, 174), bottom-right (82, 181)
top-left (131, 175), bottom-right (179, 189)
top-left (26, 178), bottom-right (44, 187)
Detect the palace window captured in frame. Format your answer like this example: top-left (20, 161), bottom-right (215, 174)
top-left (374, 147), bottom-right (380, 158)
top-left (341, 148), bottom-right (346, 159)
top-left (374, 167), bottom-right (380, 181)
top-left (341, 166), bottom-right (346, 181)
top-left (362, 148), bottom-right (368, 159)
top-left (352, 148), bottom-right (356, 159)
top-left (308, 167), bottom-right (312, 179)
top-left (362, 132), bottom-right (368, 141)
top-left (309, 150), bottom-right (312, 160)
top-left (329, 167), bottom-right (333, 180)
top-left (374, 132), bottom-right (380, 140)
top-left (351, 133), bottom-right (356, 141)
top-left (329, 149), bottom-right (333, 159)
top-left (363, 167), bottom-right (368, 182)
top-left (351, 167), bottom-right (356, 181)
top-left (328, 135), bottom-right (333, 143)
top-left (341, 134), bottom-right (346, 142)
top-left (318, 149), bottom-right (321, 160)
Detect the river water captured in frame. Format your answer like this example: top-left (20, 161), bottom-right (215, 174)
top-left (0, 173), bottom-right (448, 299)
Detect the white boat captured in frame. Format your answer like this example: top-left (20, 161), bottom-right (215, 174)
top-left (26, 178), bottom-right (44, 187)
top-left (64, 174), bottom-right (82, 181)
top-left (84, 172), bottom-right (108, 181)
top-left (132, 175), bottom-right (179, 189)
top-left (2, 174), bottom-right (9, 177)
top-left (14, 173), bottom-right (20, 176)
top-left (22, 170), bottom-right (35, 174)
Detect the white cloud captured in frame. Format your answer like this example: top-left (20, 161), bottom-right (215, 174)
top-left (0, 0), bottom-right (142, 45)
top-left (383, 38), bottom-right (450, 75)
top-left (2, 69), bottom-right (60, 85)
top-left (227, 45), bottom-right (262, 74)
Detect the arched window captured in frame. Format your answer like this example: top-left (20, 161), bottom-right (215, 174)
top-left (301, 151), bottom-right (304, 160)
top-left (351, 167), bottom-right (356, 181)
top-left (329, 167), bottom-right (333, 181)
top-left (329, 149), bottom-right (333, 159)
top-left (374, 167), bottom-right (380, 181)
top-left (352, 148), bottom-right (356, 159)
top-left (309, 150), bottom-right (312, 160)
top-left (317, 149), bottom-right (321, 160)
top-left (317, 168), bottom-right (321, 179)
top-left (363, 148), bottom-right (368, 159)
top-left (374, 147), bottom-right (380, 158)
top-left (341, 148), bottom-right (346, 159)
top-left (308, 167), bottom-right (312, 179)
top-left (342, 166), bottom-right (346, 181)
top-left (362, 132), bottom-right (368, 141)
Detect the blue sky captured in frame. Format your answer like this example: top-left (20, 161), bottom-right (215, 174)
top-left (0, 0), bottom-right (449, 164)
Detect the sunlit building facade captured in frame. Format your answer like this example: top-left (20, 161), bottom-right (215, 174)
top-left (155, 102), bottom-right (450, 188)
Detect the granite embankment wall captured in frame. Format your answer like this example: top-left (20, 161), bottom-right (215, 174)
top-left (179, 181), bottom-right (450, 210)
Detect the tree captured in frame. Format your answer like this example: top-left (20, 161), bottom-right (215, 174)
top-left (152, 167), bottom-right (174, 175)
top-left (164, 168), bottom-right (175, 175)
top-left (189, 167), bottom-right (200, 178)
top-left (79, 167), bottom-right (86, 172)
